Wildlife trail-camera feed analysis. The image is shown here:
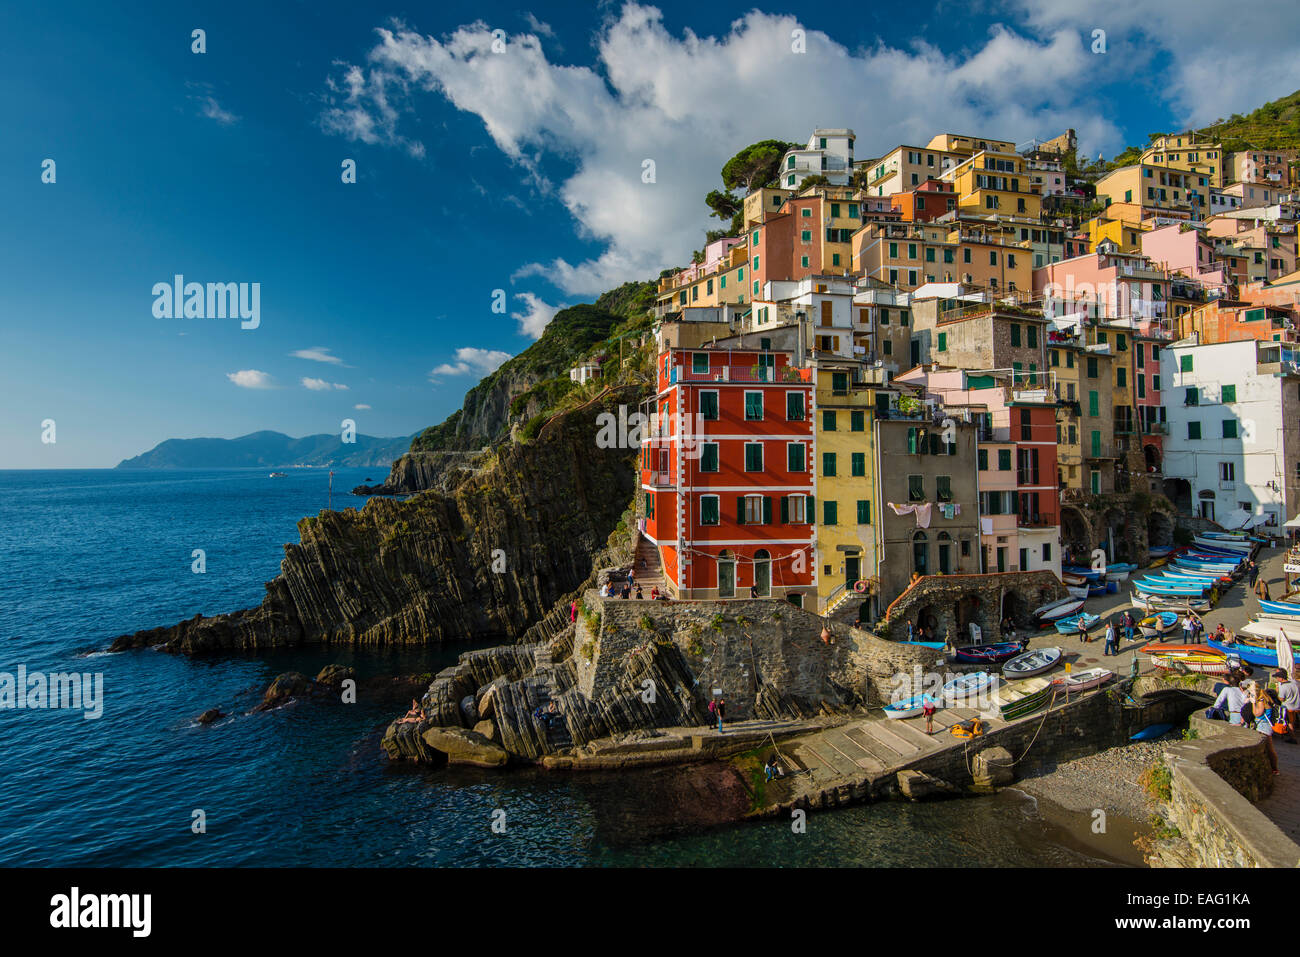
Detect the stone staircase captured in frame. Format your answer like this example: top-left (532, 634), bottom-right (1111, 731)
top-left (633, 534), bottom-right (665, 592)
top-left (530, 642), bottom-right (574, 750)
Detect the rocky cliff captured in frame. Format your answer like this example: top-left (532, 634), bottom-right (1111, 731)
top-left (109, 386), bottom-right (642, 655)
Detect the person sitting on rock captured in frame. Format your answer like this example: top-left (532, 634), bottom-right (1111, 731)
top-left (397, 699), bottom-right (425, 725)
top-left (764, 754), bottom-right (783, 781)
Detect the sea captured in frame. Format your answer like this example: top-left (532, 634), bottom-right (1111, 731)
top-left (0, 469), bottom-right (1139, 867)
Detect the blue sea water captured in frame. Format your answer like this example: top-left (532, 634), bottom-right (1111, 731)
top-left (0, 469), bottom-right (1132, 867)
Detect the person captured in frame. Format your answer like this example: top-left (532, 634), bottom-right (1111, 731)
top-left (600, 581), bottom-right (611, 598)
top-left (922, 697), bottom-right (937, 735)
top-left (397, 699), bottom-right (425, 724)
top-left (1182, 613), bottom-right (1195, 644)
top-left (716, 697), bottom-right (726, 733)
top-left (1248, 560), bottom-right (1260, 589)
top-left (1214, 623), bottom-right (1227, 642)
top-left (764, 754), bottom-right (783, 782)
top-left (1253, 687), bottom-right (1282, 774)
top-left (1274, 668), bottom-right (1300, 740)
top-left (1260, 579), bottom-right (1273, 602)
top-left (750, 583), bottom-right (759, 599)
top-left (570, 599), bottom-right (578, 623)
top-left (1122, 611), bottom-right (1135, 647)
top-left (635, 584), bottom-right (644, 600)
top-left (621, 583), bottom-right (631, 599)
top-left (1103, 619), bottom-right (1117, 656)
top-left (627, 569), bottom-right (636, 588)
top-left (650, 585), bottom-right (660, 600)
top-left (1211, 675), bottom-right (1246, 725)
top-left (907, 621), bottom-right (915, 642)
top-left (1077, 618), bottom-right (1090, 643)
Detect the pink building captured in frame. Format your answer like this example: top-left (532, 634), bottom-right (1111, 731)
top-left (1140, 223), bottom-right (1231, 295)
top-left (1033, 245), bottom-right (1173, 328)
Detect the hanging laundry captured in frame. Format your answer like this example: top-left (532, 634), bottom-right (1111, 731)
top-left (914, 503), bottom-right (932, 528)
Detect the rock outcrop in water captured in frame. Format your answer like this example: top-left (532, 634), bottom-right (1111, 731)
top-left (109, 387), bottom-right (641, 655)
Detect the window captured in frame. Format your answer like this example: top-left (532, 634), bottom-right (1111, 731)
top-left (786, 392), bottom-right (804, 420)
top-left (998, 449), bottom-right (1012, 470)
top-left (739, 494), bottom-right (768, 525)
top-left (1116, 368), bottom-right (1126, 388)
top-left (645, 492), bottom-right (654, 518)
top-left (1010, 324), bottom-right (1021, 347)
top-left (801, 229), bottom-right (811, 242)
top-left (787, 442), bottom-right (804, 472)
top-left (692, 353), bottom-right (709, 374)
top-left (822, 410), bottom-right (836, 431)
top-left (784, 494), bottom-right (807, 524)
top-left (1087, 357), bottom-right (1098, 378)
top-left (1088, 391), bottom-right (1099, 417)
top-left (745, 391), bottom-right (763, 420)
top-left (938, 332), bottom-right (947, 352)
top-left (700, 495), bottom-right (719, 525)
top-left (857, 499), bottom-right (871, 524)
top-left (700, 443), bottom-right (719, 472)
top-left (823, 500), bottom-right (838, 525)
top-left (700, 391), bottom-right (719, 420)
top-left (801, 208), bottom-right (811, 218)
top-left (851, 410), bottom-right (864, 432)
top-left (1185, 387), bottom-right (1199, 406)
top-left (823, 452), bottom-right (836, 476)
top-left (1221, 384), bottom-right (1236, 403)
top-left (1027, 325), bottom-right (1037, 348)
top-left (1180, 354), bottom-right (1193, 372)
top-left (936, 475), bottom-right (952, 502)
top-left (978, 448), bottom-right (988, 470)
top-left (744, 442), bottom-right (764, 471)
top-left (908, 474), bottom-right (924, 501)
top-left (851, 452), bottom-right (865, 476)
top-left (1222, 420), bottom-right (1237, 439)
top-left (1188, 421), bottom-right (1201, 440)
top-left (1220, 462), bottom-right (1235, 482)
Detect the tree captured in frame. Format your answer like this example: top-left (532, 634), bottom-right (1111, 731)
top-left (799, 174), bottom-right (831, 189)
top-left (705, 189), bottom-right (741, 221)
top-left (721, 139), bottom-right (799, 193)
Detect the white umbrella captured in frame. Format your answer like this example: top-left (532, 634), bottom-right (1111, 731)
top-left (1278, 627), bottom-right (1296, 677)
top-left (1223, 508), bottom-right (1252, 530)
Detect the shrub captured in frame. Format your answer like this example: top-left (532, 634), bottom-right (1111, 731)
top-left (1138, 757), bottom-right (1173, 803)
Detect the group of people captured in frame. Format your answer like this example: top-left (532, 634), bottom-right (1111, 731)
top-left (1210, 668), bottom-right (1300, 774)
top-left (1098, 611), bottom-right (1138, 656)
top-left (598, 570), bottom-right (645, 601)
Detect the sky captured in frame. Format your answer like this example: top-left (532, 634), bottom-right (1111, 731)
top-left (3, 0), bottom-right (1299, 467)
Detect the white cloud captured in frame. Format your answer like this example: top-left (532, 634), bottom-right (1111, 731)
top-left (321, 5), bottom-right (1123, 295)
top-left (511, 292), bottom-right (564, 339)
top-left (227, 370), bottom-right (274, 389)
top-left (354, 403), bottom-right (372, 410)
top-left (291, 346), bottom-right (348, 366)
top-left (522, 13), bottom-right (554, 38)
top-left (430, 346), bottom-right (513, 380)
top-left (199, 95), bottom-right (239, 126)
top-left (302, 377), bottom-right (350, 391)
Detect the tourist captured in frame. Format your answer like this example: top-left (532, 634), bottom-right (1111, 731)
top-left (570, 599), bottom-right (578, 622)
top-left (1274, 668), bottom-right (1300, 741)
top-left (1077, 618), bottom-right (1090, 643)
top-left (764, 754), bottom-right (783, 782)
top-left (716, 697), bottom-right (726, 733)
top-left (1254, 688), bottom-right (1283, 774)
top-left (1103, 619), bottom-right (1117, 657)
top-left (650, 585), bottom-right (660, 600)
top-left (1122, 611), bottom-right (1135, 647)
top-left (1214, 623), bottom-right (1227, 642)
top-left (1248, 560), bottom-right (1260, 589)
top-left (922, 697), bottom-right (937, 735)
top-left (621, 583), bottom-right (631, 599)
top-left (600, 581), bottom-right (611, 598)
top-left (750, 583), bottom-right (759, 599)
top-left (635, 584), bottom-right (644, 600)
top-left (1260, 579), bottom-right (1273, 602)
top-left (1210, 676), bottom-right (1246, 725)
top-left (1241, 681), bottom-right (1258, 727)
top-left (1181, 614), bottom-right (1196, 644)
top-left (907, 621), bottom-right (915, 642)
top-left (627, 569), bottom-right (636, 589)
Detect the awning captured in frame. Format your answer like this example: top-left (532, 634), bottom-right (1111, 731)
top-left (1222, 508), bottom-right (1253, 530)
top-left (1285, 514), bottom-right (1300, 529)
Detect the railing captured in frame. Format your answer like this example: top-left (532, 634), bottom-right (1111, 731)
top-left (1018, 512), bottom-right (1055, 527)
top-left (674, 365), bottom-right (794, 383)
top-left (647, 471), bottom-right (674, 487)
top-left (1084, 444), bottom-right (1118, 459)
top-left (1219, 480), bottom-right (1236, 490)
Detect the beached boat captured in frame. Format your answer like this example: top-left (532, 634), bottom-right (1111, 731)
top-left (1033, 597), bottom-right (1084, 621)
top-left (1260, 599), bottom-right (1300, 618)
top-left (1193, 535), bottom-right (1252, 554)
top-left (1130, 591), bottom-right (1211, 613)
top-left (1066, 584), bottom-right (1090, 599)
top-left (899, 640), bottom-right (947, 650)
top-left (1137, 611), bottom-right (1179, 637)
top-left (1149, 651), bottom-right (1230, 676)
top-left (1087, 582), bottom-right (1108, 597)
top-left (942, 671), bottom-right (999, 706)
top-left (1051, 667), bottom-right (1113, 692)
top-left (883, 691), bottom-right (942, 720)
top-left (1062, 573), bottom-right (1088, 587)
top-left (1133, 577), bottom-right (1210, 596)
top-left (1159, 571), bottom-right (1225, 586)
top-left (1063, 565), bottom-right (1104, 582)
top-left (1238, 619), bottom-right (1300, 642)
top-left (1144, 641), bottom-right (1215, 656)
top-left (1131, 723), bottom-right (1174, 741)
top-left (984, 677), bottom-right (1053, 720)
top-left (1206, 639), bottom-right (1278, 667)
top-left (1104, 562), bottom-right (1137, 582)
top-left (1054, 612), bottom-right (1100, 634)
top-left (1002, 646), bottom-right (1063, 678)
top-left (952, 641), bottom-right (1023, 664)
top-left (1148, 546), bottom-right (1175, 558)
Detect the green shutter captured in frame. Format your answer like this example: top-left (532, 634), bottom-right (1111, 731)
top-left (737, 496), bottom-right (745, 525)
top-left (780, 496), bottom-right (789, 524)
top-left (763, 496), bottom-right (773, 525)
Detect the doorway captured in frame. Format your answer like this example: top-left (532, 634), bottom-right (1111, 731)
top-left (753, 549), bottom-right (771, 597)
top-left (718, 550), bottom-right (735, 598)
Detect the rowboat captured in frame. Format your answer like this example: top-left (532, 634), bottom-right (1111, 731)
top-left (1055, 612), bottom-right (1100, 634)
top-left (942, 671), bottom-right (999, 706)
top-left (1063, 565), bottom-right (1104, 582)
top-left (1238, 619), bottom-right (1300, 642)
top-left (1260, 599), bottom-right (1300, 618)
top-left (983, 677), bottom-right (1053, 720)
top-left (1002, 646), bottom-right (1063, 678)
top-left (1105, 563), bottom-right (1137, 582)
top-left (1051, 667), bottom-right (1113, 692)
top-left (1066, 584), bottom-right (1090, 599)
top-left (1062, 573), bottom-right (1089, 586)
top-left (1148, 546), bottom-right (1175, 558)
top-left (1158, 571), bottom-right (1221, 584)
top-left (1131, 723), bottom-right (1174, 741)
top-left (1034, 597), bottom-right (1084, 621)
top-left (1133, 578), bottom-right (1209, 596)
top-left (1149, 652), bottom-right (1230, 676)
top-left (1130, 591), bottom-right (1211, 613)
top-left (1207, 639), bottom-right (1279, 667)
top-left (899, 640), bottom-right (947, 650)
top-left (1087, 583), bottom-right (1108, 597)
top-left (1144, 642), bottom-right (1214, 656)
top-left (883, 691), bottom-right (942, 720)
top-left (1137, 611), bottom-right (1179, 637)
top-left (1193, 535), bottom-right (1253, 554)
top-left (953, 641), bottom-right (1023, 664)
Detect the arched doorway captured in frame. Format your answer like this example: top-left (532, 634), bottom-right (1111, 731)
top-left (1060, 506), bottom-right (1091, 565)
top-left (937, 532), bottom-right (953, 574)
top-left (1197, 490), bottom-right (1215, 521)
top-left (912, 531), bottom-right (928, 576)
top-left (753, 549), bottom-right (771, 597)
top-left (1103, 507), bottom-right (1127, 562)
top-left (1164, 478), bottom-right (1192, 514)
top-left (957, 594), bottom-right (982, 634)
top-left (717, 549), bottom-right (735, 598)
top-left (1143, 444), bottom-right (1161, 474)
top-left (1001, 590), bottom-right (1028, 628)
top-left (1147, 510), bottom-right (1174, 549)
top-left (913, 603), bottom-right (940, 636)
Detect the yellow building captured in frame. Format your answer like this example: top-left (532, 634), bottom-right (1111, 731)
top-left (926, 133), bottom-right (1017, 158)
top-left (811, 360), bottom-right (883, 615)
top-left (1143, 132), bottom-right (1224, 189)
top-left (944, 150), bottom-right (1042, 219)
top-left (1086, 215), bottom-right (1148, 254)
top-left (1095, 162), bottom-right (1205, 223)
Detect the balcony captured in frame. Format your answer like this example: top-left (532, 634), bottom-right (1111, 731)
top-left (647, 471), bottom-right (675, 488)
top-left (1084, 445), bottom-right (1118, 460)
top-left (1143, 422), bottom-right (1169, 435)
top-left (1018, 512), bottom-right (1055, 528)
top-left (1219, 479), bottom-right (1236, 491)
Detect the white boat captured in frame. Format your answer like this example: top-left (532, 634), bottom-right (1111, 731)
top-left (1002, 646), bottom-right (1063, 678)
top-left (1104, 563), bottom-right (1137, 582)
top-left (883, 691), bottom-right (941, 720)
top-left (1130, 591), bottom-right (1211, 613)
top-left (269, 471), bottom-right (288, 478)
top-left (1033, 597), bottom-right (1085, 621)
top-left (1052, 667), bottom-right (1114, 692)
top-left (1066, 584), bottom-right (1090, 599)
top-left (942, 671), bottom-right (1000, 706)
top-left (1239, 619), bottom-right (1300, 642)
top-left (1193, 535), bottom-right (1252, 554)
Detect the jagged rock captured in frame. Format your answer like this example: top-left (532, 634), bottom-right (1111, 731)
top-left (460, 694), bottom-right (479, 725)
top-left (196, 708), bottom-right (224, 725)
top-left (254, 671), bottom-right (312, 711)
top-left (473, 719), bottom-right (498, 742)
top-left (107, 387), bottom-right (642, 655)
top-left (381, 720), bottom-right (444, 763)
top-left (314, 664), bottom-right (356, 688)
top-left (421, 726), bottom-right (509, 768)
top-left (897, 770), bottom-right (959, 801)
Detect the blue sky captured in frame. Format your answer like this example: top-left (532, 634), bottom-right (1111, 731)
top-left (3, 0), bottom-right (1299, 467)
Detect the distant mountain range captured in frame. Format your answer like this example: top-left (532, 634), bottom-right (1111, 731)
top-left (115, 430), bottom-right (415, 469)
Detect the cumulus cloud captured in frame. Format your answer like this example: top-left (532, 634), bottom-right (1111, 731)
top-left (227, 370), bottom-right (274, 389)
top-left (302, 377), bottom-right (350, 391)
top-left (291, 346), bottom-right (348, 366)
top-left (320, 5), bottom-right (1122, 294)
top-left (430, 346), bottom-right (513, 380)
top-left (511, 292), bottom-right (564, 339)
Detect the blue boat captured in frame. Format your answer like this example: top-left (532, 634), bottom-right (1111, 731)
top-left (1087, 583), bottom-right (1107, 596)
top-left (1159, 571), bottom-right (1222, 585)
top-left (1134, 577), bottom-right (1209, 596)
top-left (1131, 723), bottom-right (1174, 741)
top-left (883, 691), bottom-right (942, 720)
top-left (953, 641), bottom-right (1023, 664)
top-left (1170, 562), bottom-right (1235, 576)
top-left (1260, 599), bottom-right (1300, 618)
top-left (1055, 612), bottom-right (1100, 634)
top-left (1208, 639), bottom-right (1278, 667)
top-left (1063, 565), bottom-right (1103, 582)
top-left (899, 640), bottom-right (946, 650)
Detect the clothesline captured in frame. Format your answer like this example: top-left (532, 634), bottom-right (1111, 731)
top-left (887, 501), bottom-right (962, 528)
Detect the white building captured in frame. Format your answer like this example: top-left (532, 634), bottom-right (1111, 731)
top-left (1160, 338), bottom-right (1300, 528)
top-left (778, 129), bottom-right (856, 190)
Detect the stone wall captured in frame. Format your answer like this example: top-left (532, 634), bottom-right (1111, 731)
top-left (1146, 718), bottom-right (1300, 868)
top-left (880, 569), bottom-right (1067, 642)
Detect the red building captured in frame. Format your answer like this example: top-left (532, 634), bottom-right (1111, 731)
top-left (1012, 400), bottom-right (1060, 532)
top-left (641, 347), bottom-right (815, 603)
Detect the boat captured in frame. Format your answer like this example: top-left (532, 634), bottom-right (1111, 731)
top-left (899, 640), bottom-right (947, 650)
top-left (1158, 572), bottom-right (1224, 586)
top-left (1193, 535), bottom-right (1253, 554)
top-left (1062, 573), bottom-right (1089, 587)
top-left (984, 677), bottom-right (1054, 720)
top-left (1063, 565), bottom-right (1104, 582)
top-left (1133, 577), bottom-right (1210, 596)
top-left (1144, 641), bottom-right (1216, 656)
top-left (1087, 583), bottom-right (1108, 597)
top-left (1148, 546), bottom-right (1175, 558)
top-left (952, 641), bottom-right (1023, 664)
top-left (1033, 597), bottom-right (1084, 621)
top-left (1206, 639), bottom-right (1278, 667)
top-left (1066, 584), bottom-right (1090, 599)
top-left (1130, 591), bottom-right (1211, 613)
top-left (268, 471), bottom-right (288, 478)
top-left (942, 671), bottom-right (999, 706)
top-left (1260, 599), bottom-right (1300, 618)
top-left (883, 691), bottom-right (942, 720)
top-left (1149, 652), bottom-right (1230, 676)
top-left (1137, 611), bottom-right (1179, 637)
top-left (1002, 646), bottom-right (1063, 678)
top-left (1104, 563), bottom-right (1137, 582)
top-left (1051, 667), bottom-right (1114, 692)
top-left (1131, 723), bottom-right (1174, 741)
top-left (1239, 619), bottom-right (1300, 642)
top-left (1055, 612), bottom-right (1100, 634)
